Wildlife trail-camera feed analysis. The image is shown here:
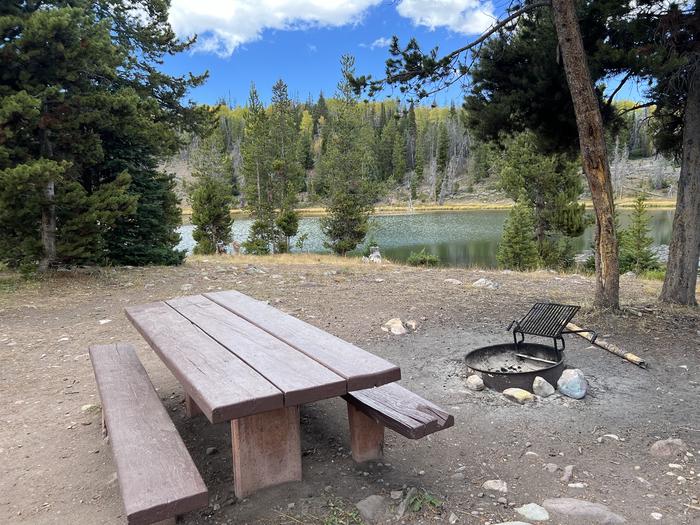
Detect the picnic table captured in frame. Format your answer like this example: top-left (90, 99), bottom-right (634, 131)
top-left (125, 290), bottom-right (402, 498)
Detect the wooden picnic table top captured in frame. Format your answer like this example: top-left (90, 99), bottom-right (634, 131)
top-left (126, 290), bottom-right (401, 424)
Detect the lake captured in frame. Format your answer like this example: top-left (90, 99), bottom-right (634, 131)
top-left (176, 209), bottom-right (675, 268)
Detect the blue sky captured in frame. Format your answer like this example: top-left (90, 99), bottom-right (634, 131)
top-left (162, 0), bottom-right (646, 106)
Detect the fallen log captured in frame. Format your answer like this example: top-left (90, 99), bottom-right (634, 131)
top-left (566, 322), bottom-right (647, 368)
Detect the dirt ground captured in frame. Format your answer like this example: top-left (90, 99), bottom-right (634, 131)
top-left (1, 255), bottom-right (698, 525)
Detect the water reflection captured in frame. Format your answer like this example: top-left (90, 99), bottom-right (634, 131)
top-left (177, 209), bottom-right (675, 268)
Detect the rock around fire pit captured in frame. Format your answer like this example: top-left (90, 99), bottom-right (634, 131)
top-left (465, 342), bottom-right (565, 393)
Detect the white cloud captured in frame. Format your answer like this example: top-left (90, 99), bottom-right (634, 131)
top-left (169, 0), bottom-right (382, 57)
top-left (369, 36), bottom-right (392, 49)
top-left (396, 0), bottom-right (495, 35)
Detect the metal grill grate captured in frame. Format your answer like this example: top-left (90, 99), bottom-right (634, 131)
top-left (508, 303), bottom-right (581, 351)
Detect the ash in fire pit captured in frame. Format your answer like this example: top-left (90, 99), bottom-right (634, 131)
top-left (465, 342), bottom-right (565, 392)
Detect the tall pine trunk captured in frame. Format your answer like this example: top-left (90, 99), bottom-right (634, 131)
top-left (551, 0), bottom-right (619, 309)
top-left (38, 179), bottom-right (57, 272)
top-left (38, 114), bottom-right (56, 273)
top-left (660, 64), bottom-right (700, 305)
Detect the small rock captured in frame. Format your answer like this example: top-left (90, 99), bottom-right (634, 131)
top-left (650, 438), bottom-right (687, 457)
top-left (557, 369), bottom-right (588, 399)
top-left (466, 375), bottom-right (485, 391)
top-left (516, 503), bottom-right (550, 521)
top-left (98, 319), bottom-right (112, 325)
top-left (482, 479), bottom-right (508, 493)
top-left (356, 495), bottom-right (388, 523)
top-left (396, 488), bottom-right (417, 519)
top-left (449, 511), bottom-right (458, 524)
top-left (533, 376), bottom-right (555, 397)
top-left (568, 482), bottom-right (587, 488)
top-left (497, 497), bottom-right (508, 504)
top-left (543, 463), bottom-right (559, 473)
top-left (451, 472), bottom-right (466, 480)
top-left (650, 513), bottom-right (662, 521)
top-left (405, 320), bottom-right (417, 331)
top-left (205, 447), bottom-right (217, 456)
top-left (444, 278), bottom-right (463, 285)
top-left (597, 434), bottom-right (620, 443)
top-left (472, 278), bottom-right (500, 290)
top-left (561, 465), bottom-right (574, 483)
top-left (180, 283), bottom-right (193, 291)
top-left (524, 451), bottom-right (540, 458)
top-left (287, 503), bottom-right (295, 510)
top-left (503, 388), bottom-right (534, 404)
top-left (81, 404), bottom-right (100, 414)
top-left (390, 490), bottom-right (402, 500)
top-left (543, 497), bottom-right (626, 524)
top-left (382, 318), bottom-right (407, 335)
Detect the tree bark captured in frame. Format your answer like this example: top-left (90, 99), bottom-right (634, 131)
top-left (660, 64), bottom-right (700, 305)
top-left (551, 0), bottom-right (620, 309)
top-left (38, 179), bottom-right (57, 273)
top-left (38, 112), bottom-right (56, 273)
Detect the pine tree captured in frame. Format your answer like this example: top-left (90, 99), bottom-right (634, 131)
top-left (0, 1), bottom-right (207, 270)
top-left (188, 125), bottom-right (234, 255)
top-left (392, 132), bottom-right (407, 182)
top-left (496, 131), bottom-right (587, 268)
top-left (497, 193), bottom-right (540, 271)
top-left (619, 196), bottom-right (659, 274)
top-left (435, 123), bottom-right (449, 202)
top-left (319, 55), bottom-right (375, 255)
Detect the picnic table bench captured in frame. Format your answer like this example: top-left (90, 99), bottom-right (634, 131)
top-left (90, 289), bottom-right (454, 522)
top-left (89, 343), bottom-right (208, 525)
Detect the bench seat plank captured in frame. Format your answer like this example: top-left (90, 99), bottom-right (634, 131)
top-left (126, 302), bottom-right (283, 423)
top-left (205, 290), bottom-right (401, 390)
top-left (167, 295), bottom-right (346, 406)
top-left (343, 382), bottom-right (454, 439)
top-left (89, 343), bottom-right (208, 525)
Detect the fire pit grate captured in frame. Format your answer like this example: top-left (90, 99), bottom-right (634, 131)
top-left (465, 303), bottom-right (596, 392)
top-left (507, 302), bottom-right (595, 352)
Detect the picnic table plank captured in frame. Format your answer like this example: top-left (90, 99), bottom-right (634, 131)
top-left (167, 295), bottom-right (347, 406)
top-left (343, 382), bottom-right (454, 439)
top-left (89, 343), bottom-right (209, 524)
top-left (205, 290), bottom-right (401, 390)
top-left (125, 302), bottom-right (283, 423)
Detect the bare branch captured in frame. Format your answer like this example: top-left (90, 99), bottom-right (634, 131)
top-left (440, 1), bottom-right (552, 62)
top-left (618, 101), bottom-right (655, 115)
top-left (606, 72), bottom-right (633, 106)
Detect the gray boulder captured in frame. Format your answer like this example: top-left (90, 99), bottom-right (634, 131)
top-left (543, 497), bottom-right (626, 524)
top-left (650, 438), bottom-right (687, 457)
top-left (557, 369), bottom-right (588, 399)
top-left (532, 376), bottom-right (555, 397)
top-left (356, 495), bottom-right (388, 523)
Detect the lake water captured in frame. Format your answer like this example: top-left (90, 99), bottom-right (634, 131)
top-left (176, 209), bottom-right (675, 268)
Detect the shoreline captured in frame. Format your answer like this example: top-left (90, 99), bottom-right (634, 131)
top-left (181, 197), bottom-right (677, 220)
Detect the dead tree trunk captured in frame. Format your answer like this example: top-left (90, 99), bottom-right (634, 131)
top-left (551, 0), bottom-right (619, 309)
top-left (661, 64), bottom-right (700, 305)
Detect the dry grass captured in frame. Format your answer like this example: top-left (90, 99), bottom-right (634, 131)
top-left (180, 197), bottom-right (676, 221)
top-left (187, 252), bottom-right (398, 268)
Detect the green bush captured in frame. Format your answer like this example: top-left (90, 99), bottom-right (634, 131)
top-left (407, 248), bottom-right (440, 267)
top-left (497, 193), bottom-right (540, 271)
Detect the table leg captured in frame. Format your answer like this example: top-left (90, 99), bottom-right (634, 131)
top-left (184, 392), bottom-right (203, 418)
top-left (347, 403), bottom-right (385, 462)
top-left (230, 406), bottom-right (302, 498)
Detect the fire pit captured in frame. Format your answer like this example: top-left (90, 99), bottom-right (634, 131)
top-left (465, 342), bottom-right (565, 392)
top-left (464, 303), bottom-right (595, 393)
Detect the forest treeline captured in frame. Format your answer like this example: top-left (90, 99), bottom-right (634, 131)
top-left (182, 89), bottom-right (661, 209)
